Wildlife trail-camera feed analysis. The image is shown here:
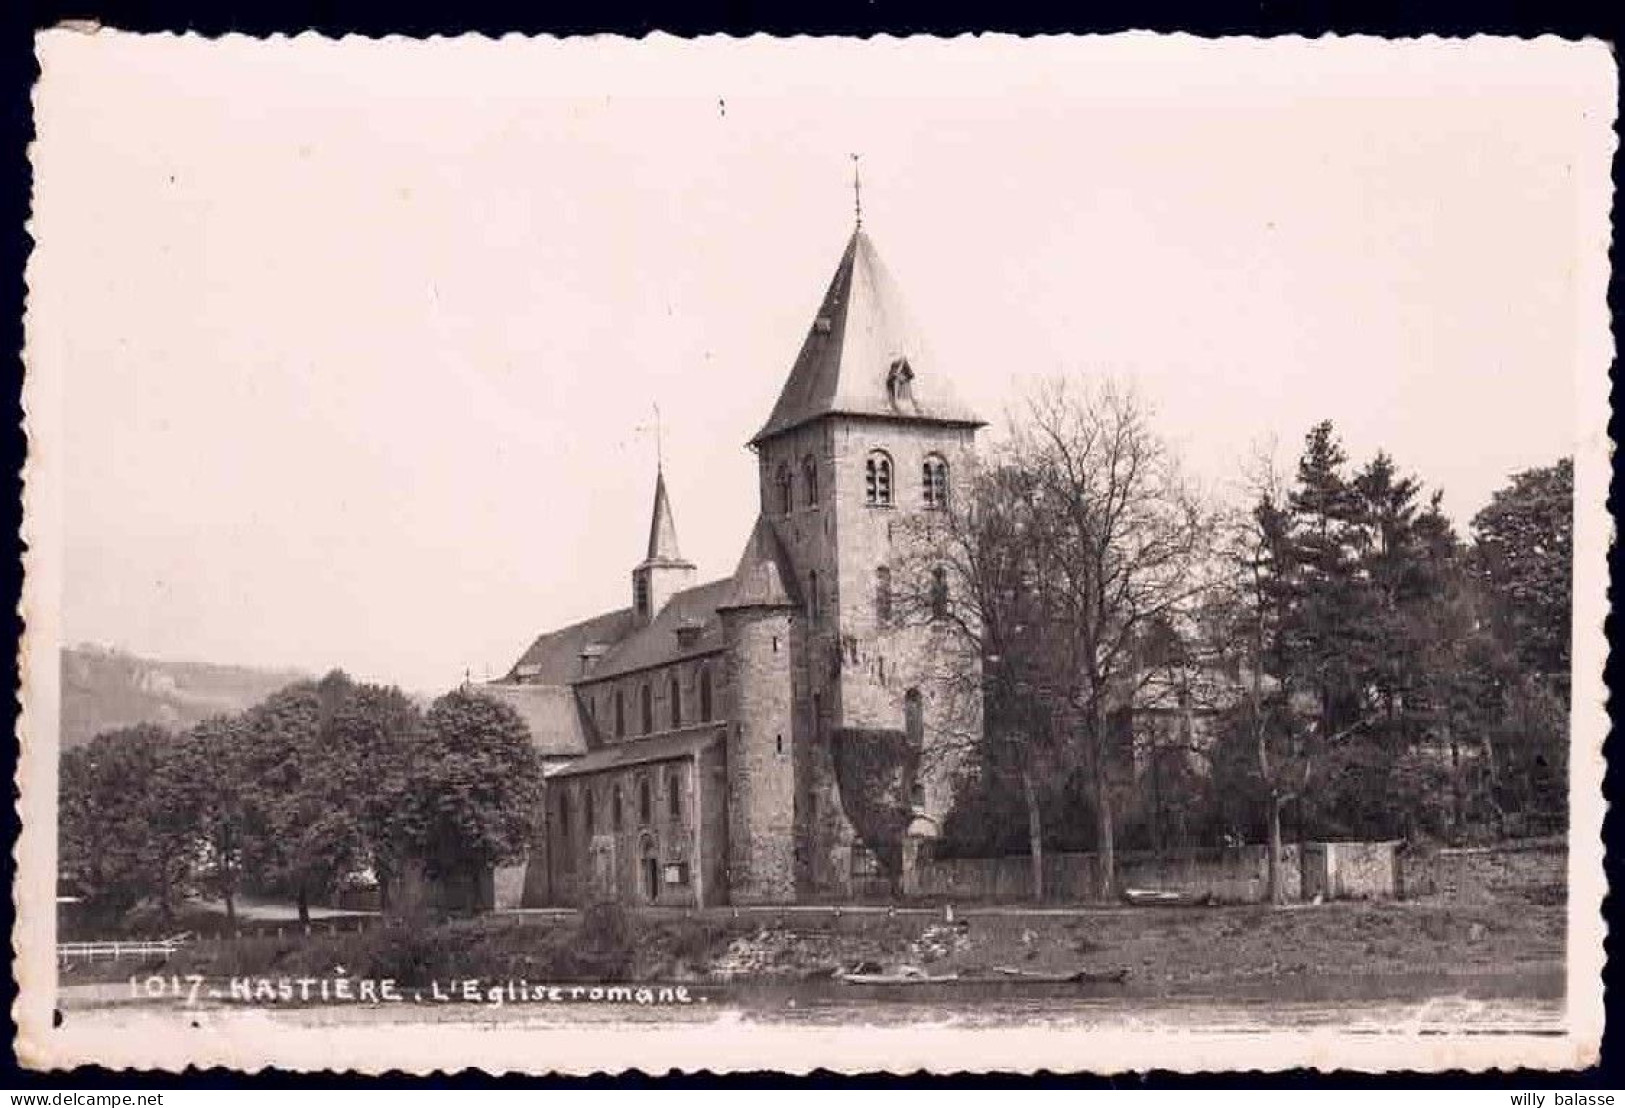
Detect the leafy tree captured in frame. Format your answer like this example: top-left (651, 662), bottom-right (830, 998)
top-left (157, 715), bottom-right (258, 927)
top-left (236, 671), bottom-right (422, 923)
top-left (390, 689), bottom-right (544, 910)
top-left (1205, 425), bottom-right (1483, 877)
top-left (59, 725), bottom-right (193, 927)
top-left (1471, 458), bottom-right (1572, 688)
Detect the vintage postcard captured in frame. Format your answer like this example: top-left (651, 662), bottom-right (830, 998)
top-left (16, 30), bottom-right (1614, 1074)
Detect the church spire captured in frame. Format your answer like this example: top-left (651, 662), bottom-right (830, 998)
top-left (748, 223), bottom-right (984, 447)
top-left (633, 466), bottom-right (696, 626)
top-left (645, 467), bottom-right (684, 564)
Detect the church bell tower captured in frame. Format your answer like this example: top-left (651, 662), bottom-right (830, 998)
top-left (747, 209), bottom-right (985, 896)
top-left (631, 467), bottom-right (696, 626)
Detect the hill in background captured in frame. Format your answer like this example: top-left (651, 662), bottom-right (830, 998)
top-left (59, 644), bottom-right (310, 748)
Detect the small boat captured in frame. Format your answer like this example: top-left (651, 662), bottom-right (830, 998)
top-left (990, 966), bottom-right (1130, 985)
top-left (1121, 888), bottom-right (1189, 906)
top-left (837, 964), bottom-right (960, 985)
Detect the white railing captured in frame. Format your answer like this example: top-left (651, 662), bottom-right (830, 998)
top-left (57, 932), bottom-right (192, 964)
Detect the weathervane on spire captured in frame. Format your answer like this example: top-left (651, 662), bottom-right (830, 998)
top-left (635, 401), bottom-right (664, 471)
top-left (851, 153), bottom-right (863, 229)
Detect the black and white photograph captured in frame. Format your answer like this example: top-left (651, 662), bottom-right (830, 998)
top-left (16, 31), bottom-right (1613, 1074)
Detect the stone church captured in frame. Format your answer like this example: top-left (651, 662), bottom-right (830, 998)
top-left (488, 222), bottom-right (984, 907)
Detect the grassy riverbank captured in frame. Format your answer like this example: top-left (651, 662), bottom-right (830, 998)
top-left (63, 882), bottom-right (1563, 994)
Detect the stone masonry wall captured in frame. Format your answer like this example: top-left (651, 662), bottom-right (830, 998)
top-left (918, 846), bottom-right (1308, 904)
top-left (541, 752), bottom-right (713, 908)
top-left (828, 419), bottom-right (981, 837)
top-left (756, 422), bottom-right (852, 899)
top-left (576, 652), bottom-right (728, 744)
top-left (1397, 837), bottom-right (1567, 901)
top-left (697, 738), bottom-right (730, 906)
top-left (754, 415), bottom-right (982, 900)
top-left (721, 607), bottom-right (799, 903)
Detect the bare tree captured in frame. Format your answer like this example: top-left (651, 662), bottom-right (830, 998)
top-left (900, 378), bottom-right (1214, 901)
top-left (897, 458), bottom-right (1061, 900)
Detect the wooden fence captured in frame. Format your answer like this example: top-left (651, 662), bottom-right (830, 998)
top-left (57, 934), bottom-right (192, 964)
top-left (58, 915), bottom-right (383, 963)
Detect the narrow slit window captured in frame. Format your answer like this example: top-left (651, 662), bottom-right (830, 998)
top-left (776, 463), bottom-right (793, 516)
top-left (930, 567), bottom-right (949, 621)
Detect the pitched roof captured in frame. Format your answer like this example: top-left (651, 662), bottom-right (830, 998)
top-left (641, 468), bottom-right (692, 569)
top-left (475, 682), bottom-right (592, 761)
top-left (506, 606), bottom-right (637, 685)
top-left (549, 722), bottom-right (724, 779)
top-left (719, 515), bottom-right (801, 611)
top-left (579, 577), bottom-right (734, 683)
top-left (750, 228), bottom-right (984, 445)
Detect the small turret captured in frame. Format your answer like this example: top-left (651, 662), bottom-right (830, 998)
top-left (631, 468), bottom-right (697, 626)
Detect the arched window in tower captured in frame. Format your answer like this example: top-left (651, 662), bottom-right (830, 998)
top-left (802, 454), bottom-right (819, 507)
top-left (640, 683), bottom-right (653, 734)
top-left (639, 776), bottom-right (653, 825)
top-left (614, 691), bottom-right (626, 739)
top-left (612, 785), bottom-right (624, 831)
top-left (865, 450), bottom-right (893, 507)
top-left (558, 790), bottom-right (572, 843)
top-left (808, 570), bottom-right (820, 625)
top-left (875, 566), bottom-right (893, 625)
top-left (699, 666), bottom-right (714, 723)
top-left (775, 463), bottom-right (793, 516)
top-left (922, 454), bottom-right (949, 509)
top-left (634, 572), bottom-right (650, 619)
top-left (584, 785), bottom-right (596, 834)
top-left (930, 566), bottom-right (949, 622)
top-left (669, 675), bottom-right (682, 729)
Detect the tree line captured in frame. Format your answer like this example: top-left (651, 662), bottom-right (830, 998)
top-left (59, 674), bottom-right (544, 930)
top-left (900, 379), bottom-right (1571, 901)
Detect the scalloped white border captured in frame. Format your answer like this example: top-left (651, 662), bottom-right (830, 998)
top-left (13, 27), bottom-right (1615, 1075)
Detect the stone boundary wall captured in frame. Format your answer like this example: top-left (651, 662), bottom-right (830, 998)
top-left (1396, 836), bottom-right (1567, 900)
top-left (918, 844), bottom-right (1312, 904)
top-left (918, 837), bottom-right (1562, 905)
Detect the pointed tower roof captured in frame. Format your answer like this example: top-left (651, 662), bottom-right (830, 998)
top-left (718, 515), bottom-right (801, 611)
top-left (640, 468), bottom-right (693, 569)
top-left (750, 228), bottom-right (984, 446)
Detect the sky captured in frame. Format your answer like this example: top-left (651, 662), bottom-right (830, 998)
top-left (28, 32), bottom-right (1613, 693)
